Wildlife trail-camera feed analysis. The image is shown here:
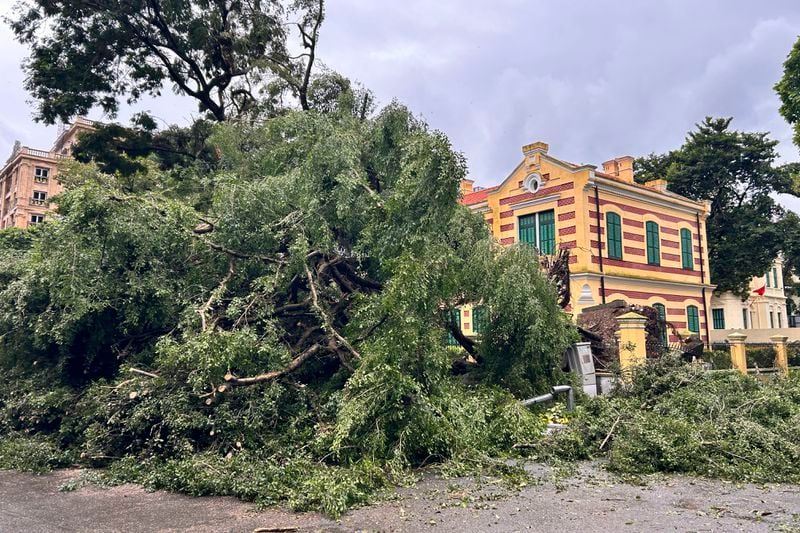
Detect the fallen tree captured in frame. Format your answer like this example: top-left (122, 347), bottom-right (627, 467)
top-left (0, 97), bottom-right (577, 515)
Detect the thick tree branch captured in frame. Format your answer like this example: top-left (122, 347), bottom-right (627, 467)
top-left (304, 264), bottom-right (361, 362)
top-left (223, 344), bottom-right (322, 387)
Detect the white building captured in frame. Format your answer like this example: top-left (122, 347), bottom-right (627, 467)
top-left (709, 257), bottom-right (799, 343)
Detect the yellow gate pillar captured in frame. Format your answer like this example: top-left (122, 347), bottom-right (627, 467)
top-left (617, 312), bottom-right (647, 378)
top-left (727, 332), bottom-right (747, 375)
top-left (770, 335), bottom-right (789, 374)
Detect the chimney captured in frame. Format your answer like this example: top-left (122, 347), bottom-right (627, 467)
top-left (601, 156), bottom-right (635, 183)
top-left (617, 156), bottom-right (634, 183)
top-left (644, 179), bottom-right (669, 193)
top-left (460, 179), bottom-right (474, 195)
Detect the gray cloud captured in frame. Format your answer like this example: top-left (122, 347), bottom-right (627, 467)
top-left (1, 0), bottom-right (798, 211)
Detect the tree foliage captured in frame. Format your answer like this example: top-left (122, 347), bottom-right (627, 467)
top-left (634, 117), bottom-right (795, 296)
top-left (8, 0), bottom-right (325, 123)
top-left (543, 357), bottom-right (800, 484)
top-left (777, 35), bottom-right (800, 151)
top-left (0, 98), bottom-right (576, 513)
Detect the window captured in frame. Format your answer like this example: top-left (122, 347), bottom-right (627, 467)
top-left (473, 306), bottom-right (487, 335)
top-left (645, 221), bottom-right (661, 265)
top-left (653, 303), bottom-right (667, 346)
top-left (766, 273), bottom-right (771, 288)
top-left (446, 309), bottom-right (461, 346)
top-left (773, 268), bottom-right (779, 289)
top-left (606, 212), bottom-right (622, 260)
top-left (29, 214), bottom-right (44, 224)
top-left (680, 228), bottom-right (693, 270)
top-left (742, 308), bottom-right (748, 329)
top-left (769, 311), bottom-right (775, 328)
top-left (34, 167), bottom-right (49, 182)
top-left (32, 190), bottom-right (47, 201)
top-left (686, 305), bottom-right (700, 333)
top-left (518, 209), bottom-right (555, 255)
top-left (778, 312), bottom-right (782, 328)
top-left (712, 309), bottom-right (725, 330)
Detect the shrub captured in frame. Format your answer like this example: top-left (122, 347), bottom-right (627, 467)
top-left (746, 346), bottom-right (777, 368)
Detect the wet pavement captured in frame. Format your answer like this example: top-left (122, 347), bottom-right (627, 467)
top-left (1, 463), bottom-right (799, 532)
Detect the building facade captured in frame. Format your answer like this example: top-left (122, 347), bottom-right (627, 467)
top-left (461, 141), bottom-right (714, 344)
top-left (0, 118), bottom-right (95, 229)
top-left (709, 257), bottom-right (800, 342)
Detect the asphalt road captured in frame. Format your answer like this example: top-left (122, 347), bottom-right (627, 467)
top-left (1, 464), bottom-right (799, 532)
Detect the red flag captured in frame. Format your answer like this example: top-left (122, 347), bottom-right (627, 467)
top-left (754, 285), bottom-right (766, 296)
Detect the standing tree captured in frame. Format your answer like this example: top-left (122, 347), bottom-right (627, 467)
top-left (777, 35), bottom-right (800, 150)
top-left (634, 118), bottom-right (794, 296)
top-left (8, 0), bottom-right (324, 123)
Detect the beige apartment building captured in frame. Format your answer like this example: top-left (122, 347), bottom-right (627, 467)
top-left (0, 118), bottom-right (95, 229)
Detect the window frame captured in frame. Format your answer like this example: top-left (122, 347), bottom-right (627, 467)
top-left (686, 305), bottom-right (700, 333)
top-left (472, 306), bottom-right (487, 335)
top-left (653, 303), bottom-right (667, 346)
top-left (680, 228), bottom-right (693, 270)
top-left (645, 221), bottom-right (661, 266)
top-left (606, 211), bottom-right (623, 260)
top-left (518, 209), bottom-right (556, 255)
top-left (446, 308), bottom-right (462, 346)
top-left (29, 214), bottom-right (44, 224)
top-left (711, 308), bottom-right (725, 330)
top-left (32, 190), bottom-right (48, 201)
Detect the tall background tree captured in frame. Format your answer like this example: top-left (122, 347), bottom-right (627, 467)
top-left (8, 0), bottom-right (324, 123)
top-left (635, 117), bottom-right (795, 296)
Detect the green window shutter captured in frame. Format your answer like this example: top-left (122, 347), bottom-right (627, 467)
top-left (518, 214), bottom-right (537, 246)
top-left (680, 228), bottom-right (693, 270)
top-left (646, 221), bottom-right (660, 265)
top-left (473, 306), bottom-right (486, 334)
top-left (653, 303), bottom-right (667, 346)
top-left (606, 212), bottom-right (622, 260)
top-left (686, 305), bottom-right (700, 333)
top-left (446, 308), bottom-right (461, 346)
top-left (538, 210), bottom-right (555, 255)
top-left (712, 308), bottom-right (725, 329)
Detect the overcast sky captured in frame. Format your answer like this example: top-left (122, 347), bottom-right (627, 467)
top-left (1, 0), bottom-right (799, 212)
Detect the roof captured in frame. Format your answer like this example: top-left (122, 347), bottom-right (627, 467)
top-left (460, 185), bottom-right (498, 206)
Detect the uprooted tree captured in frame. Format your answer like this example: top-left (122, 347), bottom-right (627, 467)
top-left (0, 95), bottom-right (577, 513)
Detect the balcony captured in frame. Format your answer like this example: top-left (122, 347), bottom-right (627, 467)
top-left (34, 176), bottom-right (49, 184)
top-left (30, 198), bottom-right (47, 206)
top-left (17, 147), bottom-right (68, 161)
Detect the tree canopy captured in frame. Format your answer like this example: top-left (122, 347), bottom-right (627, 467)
top-left (634, 117), bottom-right (796, 296)
top-left (8, 0), bottom-right (324, 123)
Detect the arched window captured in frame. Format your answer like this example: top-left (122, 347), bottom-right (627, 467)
top-left (680, 228), bottom-right (693, 270)
top-left (606, 212), bottom-right (622, 260)
top-left (686, 305), bottom-right (700, 333)
top-left (653, 303), bottom-right (667, 346)
top-left (645, 221), bottom-right (660, 265)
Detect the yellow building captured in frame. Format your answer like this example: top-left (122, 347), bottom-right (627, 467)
top-left (0, 118), bottom-right (96, 229)
top-left (461, 141), bottom-right (714, 345)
